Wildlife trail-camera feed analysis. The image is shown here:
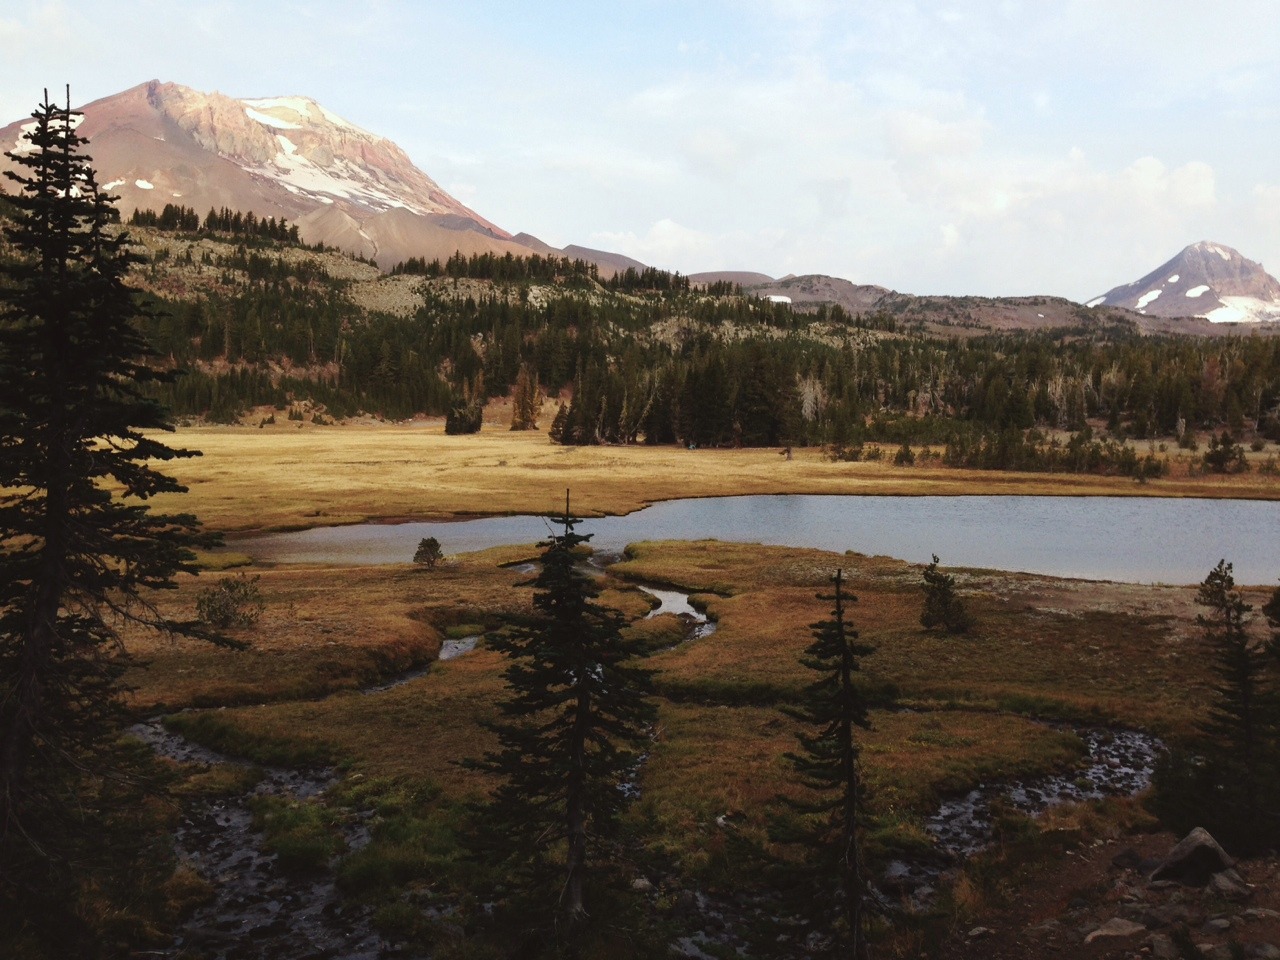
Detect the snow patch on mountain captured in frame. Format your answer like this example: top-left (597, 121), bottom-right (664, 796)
top-left (1206, 296), bottom-right (1280, 324)
top-left (245, 106), bottom-right (300, 130)
top-left (1185, 285), bottom-right (1209, 298)
top-left (1135, 289), bottom-right (1162, 310)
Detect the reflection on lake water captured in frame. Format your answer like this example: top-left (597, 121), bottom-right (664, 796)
top-left (234, 494), bottom-right (1279, 585)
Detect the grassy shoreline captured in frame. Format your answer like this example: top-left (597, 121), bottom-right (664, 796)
top-left (150, 422), bottom-right (1280, 534)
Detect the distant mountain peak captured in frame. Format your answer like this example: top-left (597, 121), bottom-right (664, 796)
top-left (0, 80), bottom-right (645, 275)
top-left (1090, 241), bottom-right (1280, 322)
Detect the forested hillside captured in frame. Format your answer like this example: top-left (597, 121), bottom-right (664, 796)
top-left (9, 205), bottom-right (1278, 472)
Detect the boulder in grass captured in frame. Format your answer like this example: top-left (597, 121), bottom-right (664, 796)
top-left (1149, 827), bottom-right (1235, 886)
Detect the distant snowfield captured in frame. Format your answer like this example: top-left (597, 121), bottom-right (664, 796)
top-left (245, 106), bottom-right (301, 130)
top-left (134, 179), bottom-right (154, 190)
top-left (1185, 285), bottom-right (1209, 298)
top-left (242, 96), bottom-right (367, 135)
top-left (257, 134), bottom-right (422, 214)
top-left (1205, 296), bottom-right (1280, 323)
top-left (1135, 289), bottom-right (1163, 310)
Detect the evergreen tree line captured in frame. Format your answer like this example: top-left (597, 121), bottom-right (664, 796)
top-left (602, 265), bottom-right (692, 293)
top-left (390, 249), bottom-right (600, 285)
top-left (129, 203), bottom-right (301, 243)
top-left (128, 223), bottom-right (1280, 448)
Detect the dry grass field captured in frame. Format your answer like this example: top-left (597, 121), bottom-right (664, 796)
top-left (125, 537), bottom-right (1260, 926)
top-left (147, 422), bottom-right (1280, 533)
top-left (108, 427), bottom-right (1279, 957)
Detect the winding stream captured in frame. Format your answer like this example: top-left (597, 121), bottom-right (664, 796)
top-left (883, 725), bottom-right (1164, 907)
top-left (129, 720), bottom-right (389, 960)
top-left (135, 578), bottom-right (1165, 947)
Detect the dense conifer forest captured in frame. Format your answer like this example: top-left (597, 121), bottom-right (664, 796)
top-left (11, 207), bottom-right (1280, 474)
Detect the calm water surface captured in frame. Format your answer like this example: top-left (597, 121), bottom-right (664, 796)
top-left (235, 495), bottom-right (1278, 585)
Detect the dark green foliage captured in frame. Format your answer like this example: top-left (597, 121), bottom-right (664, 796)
top-left (0, 90), bottom-right (232, 952)
top-left (467, 492), bottom-right (655, 935)
top-left (121, 200), bottom-right (1280, 459)
top-left (548, 402), bottom-right (569, 444)
top-left (196, 573), bottom-right (266, 628)
top-left (943, 425), bottom-right (1167, 478)
top-left (1203, 431), bottom-right (1249, 473)
top-left (510, 364), bottom-right (541, 430)
top-left (773, 570), bottom-right (875, 959)
top-left (130, 203), bottom-right (302, 243)
top-left (1151, 560), bottom-right (1278, 853)
top-left (391, 249), bottom-right (599, 285)
top-left (921, 555), bottom-right (975, 634)
top-left (413, 537), bottom-right (443, 569)
top-left (444, 401), bottom-right (483, 435)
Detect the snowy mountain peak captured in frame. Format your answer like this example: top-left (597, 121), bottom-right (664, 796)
top-left (140, 81), bottom-right (495, 226)
top-left (1090, 242), bottom-right (1280, 323)
top-left (0, 80), bottom-right (548, 269)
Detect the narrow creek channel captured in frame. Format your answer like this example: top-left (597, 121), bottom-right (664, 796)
top-left (133, 573), bottom-right (1163, 952)
top-left (128, 719), bottom-right (391, 960)
top-left (883, 725), bottom-right (1165, 907)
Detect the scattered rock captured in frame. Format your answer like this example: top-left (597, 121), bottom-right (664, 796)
top-left (1150, 828), bottom-right (1236, 886)
top-left (1084, 917), bottom-right (1147, 943)
top-left (1209, 869), bottom-right (1252, 901)
top-left (967, 926), bottom-right (994, 939)
top-left (1203, 917), bottom-right (1232, 933)
top-left (1149, 932), bottom-right (1178, 959)
top-left (1248, 944), bottom-right (1280, 960)
top-left (631, 876), bottom-right (653, 893)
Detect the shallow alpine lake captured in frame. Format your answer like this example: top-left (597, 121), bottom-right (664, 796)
top-left (233, 494), bottom-right (1279, 585)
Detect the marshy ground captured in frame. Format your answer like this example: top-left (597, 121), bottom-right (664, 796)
top-left (120, 496), bottom-right (1277, 957)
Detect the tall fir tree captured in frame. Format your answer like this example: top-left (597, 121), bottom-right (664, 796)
top-left (777, 569), bottom-right (875, 959)
top-left (0, 90), bottom-right (232, 941)
top-left (469, 491), bottom-right (655, 938)
top-left (1155, 560), bottom-right (1278, 852)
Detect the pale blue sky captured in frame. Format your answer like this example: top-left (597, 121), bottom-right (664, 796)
top-left (3, 0), bottom-right (1278, 299)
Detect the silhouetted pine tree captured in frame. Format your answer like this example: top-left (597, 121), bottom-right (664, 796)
top-left (0, 89), bottom-right (232, 948)
top-left (776, 569), bottom-right (875, 959)
top-left (469, 491), bottom-right (655, 936)
top-left (1197, 561), bottom-right (1270, 836)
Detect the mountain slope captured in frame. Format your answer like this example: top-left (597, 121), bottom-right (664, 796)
top-left (0, 81), bottom-right (634, 274)
top-left (1090, 241), bottom-right (1280, 322)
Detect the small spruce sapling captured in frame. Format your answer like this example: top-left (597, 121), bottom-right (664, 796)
top-left (921, 554), bottom-right (974, 634)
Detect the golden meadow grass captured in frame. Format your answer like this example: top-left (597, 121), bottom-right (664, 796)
top-left (126, 534), bottom-right (1249, 891)
top-left (147, 423), bottom-right (1280, 533)
top-left (113, 431), bottom-right (1275, 952)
